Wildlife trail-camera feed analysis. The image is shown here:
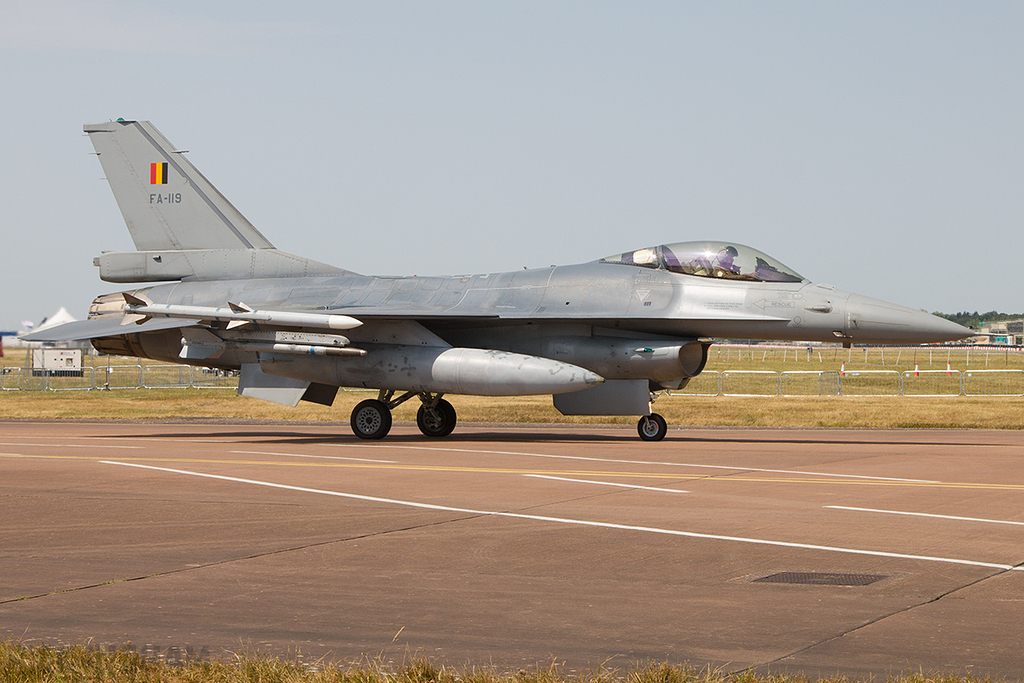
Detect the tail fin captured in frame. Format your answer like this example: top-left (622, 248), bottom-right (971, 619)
top-left (84, 120), bottom-right (352, 283)
top-left (84, 120), bottom-right (274, 251)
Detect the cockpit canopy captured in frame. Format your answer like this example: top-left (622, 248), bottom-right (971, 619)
top-left (598, 241), bottom-right (805, 283)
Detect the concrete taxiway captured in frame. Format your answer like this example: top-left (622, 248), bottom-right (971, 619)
top-left (1, 420), bottom-right (1022, 677)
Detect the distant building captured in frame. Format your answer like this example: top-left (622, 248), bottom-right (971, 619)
top-left (975, 320), bottom-right (1024, 345)
top-left (4, 308), bottom-right (88, 351)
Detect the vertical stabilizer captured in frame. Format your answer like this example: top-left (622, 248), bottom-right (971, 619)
top-left (84, 120), bottom-right (275, 251)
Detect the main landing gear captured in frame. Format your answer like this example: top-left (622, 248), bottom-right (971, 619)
top-left (350, 399), bottom-right (392, 440)
top-left (350, 390), bottom-right (457, 440)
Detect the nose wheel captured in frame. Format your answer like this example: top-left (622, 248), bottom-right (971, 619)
top-left (637, 413), bottom-right (667, 441)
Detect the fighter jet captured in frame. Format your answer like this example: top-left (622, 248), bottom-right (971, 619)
top-left (24, 120), bottom-right (972, 441)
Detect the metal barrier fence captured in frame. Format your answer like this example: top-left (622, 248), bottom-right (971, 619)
top-left (677, 369), bottom-right (1024, 397)
top-left (780, 371), bottom-right (840, 396)
top-left (964, 369), bottom-right (1024, 397)
top-left (837, 370), bottom-right (902, 396)
top-left (681, 372), bottom-right (721, 397)
top-left (191, 367), bottom-right (242, 389)
top-left (900, 369), bottom-right (963, 397)
top-left (0, 364), bottom-right (238, 391)
top-left (722, 370), bottom-right (780, 397)
top-left (2, 364), bottom-right (1023, 397)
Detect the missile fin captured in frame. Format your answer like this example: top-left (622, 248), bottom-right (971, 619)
top-left (180, 344), bottom-right (223, 360)
top-left (120, 313), bottom-right (149, 325)
top-left (123, 291), bottom-right (152, 306)
top-left (182, 327), bottom-right (223, 343)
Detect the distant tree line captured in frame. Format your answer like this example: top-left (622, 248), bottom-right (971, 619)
top-left (933, 311), bottom-right (1024, 330)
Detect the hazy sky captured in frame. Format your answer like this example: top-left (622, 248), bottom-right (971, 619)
top-left (2, 1), bottom-right (1021, 331)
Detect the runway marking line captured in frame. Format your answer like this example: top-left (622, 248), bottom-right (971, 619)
top-left (335, 443), bottom-right (942, 483)
top-left (0, 436), bottom-right (229, 444)
top-left (3, 452), bottom-right (1024, 490)
top-left (0, 435), bottom-right (941, 483)
top-left (827, 505), bottom-right (1024, 527)
top-left (0, 452), bottom-right (709, 481)
top-left (524, 474), bottom-right (688, 493)
top-left (100, 460), bottom-right (1024, 572)
top-left (0, 442), bottom-right (143, 449)
top-left (230, 450), bottom-right (397, 464)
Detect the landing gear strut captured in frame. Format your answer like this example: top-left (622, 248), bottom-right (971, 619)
top-left (348, 390), bottom-right (458, 440)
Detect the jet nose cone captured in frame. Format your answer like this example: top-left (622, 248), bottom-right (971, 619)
top-left (845, 294), bottom-right (974, 344)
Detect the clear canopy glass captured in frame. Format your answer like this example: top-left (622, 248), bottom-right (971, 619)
top-left (598, 241), bottom-right (805, 283)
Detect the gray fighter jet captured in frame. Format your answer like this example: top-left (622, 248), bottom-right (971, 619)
top-left (24, 120), bottom-right (972, 440)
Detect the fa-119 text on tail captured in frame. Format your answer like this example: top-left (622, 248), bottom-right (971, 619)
top-left (23, 120), bottom-right (972, 440)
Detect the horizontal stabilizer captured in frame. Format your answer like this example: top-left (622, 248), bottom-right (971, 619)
top-left (18, 316), bottom-right (201, 342)
top-left (95, 248), bottom-right (351, 283)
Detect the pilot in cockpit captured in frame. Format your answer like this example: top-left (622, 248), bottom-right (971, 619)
top-left (689, 245), bottom-right (741, 277)
top-left (714, 246), bottom-right (740, 275)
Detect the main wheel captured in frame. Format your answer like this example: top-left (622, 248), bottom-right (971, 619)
top-left (637, 413), bottom-right (668, 441)
top-left (416, 399), bottom-right (457, 437)
top-left (351, 399), bottom-right (392, 440)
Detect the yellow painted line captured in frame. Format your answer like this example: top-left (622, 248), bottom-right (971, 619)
top-left (0, 452), bottom-right (710, 480)
top-left (5, 451), bottom-right (1024, 491)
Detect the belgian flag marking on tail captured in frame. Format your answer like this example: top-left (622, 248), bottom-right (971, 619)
top-left (150, 162), bottom-right (168, 184)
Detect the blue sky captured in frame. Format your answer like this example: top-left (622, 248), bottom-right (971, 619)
top-left (2, 1), bottom-right (1021, 331)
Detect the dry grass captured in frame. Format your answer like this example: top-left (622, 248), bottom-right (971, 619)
top-left (0, 641), bottom-right (1007, 683)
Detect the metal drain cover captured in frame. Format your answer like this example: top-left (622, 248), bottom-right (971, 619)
top-left (753, 572), bottom-right (887, 586)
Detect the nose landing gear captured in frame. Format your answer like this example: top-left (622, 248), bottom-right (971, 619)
top-left (637, 413), bottom-right (667, 441)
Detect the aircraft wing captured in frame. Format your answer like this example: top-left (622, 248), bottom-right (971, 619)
top-left (19, 317), bottom-right (202, 342)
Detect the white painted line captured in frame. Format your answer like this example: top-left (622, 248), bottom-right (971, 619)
top-left (340, 443), bottom-right (940, 483)
top-left (0, 442), bottom-right (143, 449)
top-left (101, 460), bottom-right (1021, 572)
top-left (524, 474), bottom-right (688, 494)
top-left (230, 450), bottom-right (396, 464)
top-left (826, 506), bottom-right (1024, 527)
top-left (6, 436), bottom-right (228, 444)
top-left (11, 434), bottom-right (936, 483)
